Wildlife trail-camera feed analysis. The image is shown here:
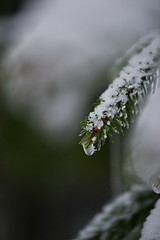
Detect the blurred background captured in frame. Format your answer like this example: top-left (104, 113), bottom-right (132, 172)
top-left (0, 0), bottom-right (160, 239)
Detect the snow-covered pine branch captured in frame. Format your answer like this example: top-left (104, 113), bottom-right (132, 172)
top-left (79, 30), bottom-right (160, 156)
top-left (74, 186), bottom-right (158, 240)
top-left (140, 199), bottom-right (160, 240)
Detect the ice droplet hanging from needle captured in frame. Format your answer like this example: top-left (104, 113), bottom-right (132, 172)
top-left (82, 142), bottom-right (96, 156)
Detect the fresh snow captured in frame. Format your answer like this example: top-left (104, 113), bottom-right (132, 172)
top-left (140, 199), bottom-right (160, 240)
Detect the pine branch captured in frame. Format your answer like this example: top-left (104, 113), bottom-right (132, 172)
top-left (140, 198), bottom-right (160, 240)
top-left (79, 30), bottom-right (160, 155)
top-left (74, 186), bottom-right (158, 240)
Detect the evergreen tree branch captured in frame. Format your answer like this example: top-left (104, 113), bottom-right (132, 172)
top-left (140, 198), bottom-right (160, 240)
top-left (74, 186), bottom-right (158, 240)
top-left (79, 31), bottom-right (160, 155)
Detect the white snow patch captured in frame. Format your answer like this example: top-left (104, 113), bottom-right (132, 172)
top-left (140, 199), bottom-right (160, 240)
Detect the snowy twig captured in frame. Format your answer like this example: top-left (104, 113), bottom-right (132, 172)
top-left (80, 31), bottom-right (160, 155)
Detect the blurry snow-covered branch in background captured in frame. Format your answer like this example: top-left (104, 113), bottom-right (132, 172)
top-left (140, 199), bottom-right (160, 240)
top-left (1, 0), bottom-right (160, 141)
top-left (74, 186), bottom-right (158, 240)
top-left (131, 86), bottom-right (160, 191)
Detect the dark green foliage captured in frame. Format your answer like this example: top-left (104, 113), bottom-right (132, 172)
top-left (74, 186), bottom-right (158, 240)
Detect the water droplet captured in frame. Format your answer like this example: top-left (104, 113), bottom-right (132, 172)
top-left (82, 142), bottom-right (96, 156)
top-left (151, 173), bottom-right (160, 194)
